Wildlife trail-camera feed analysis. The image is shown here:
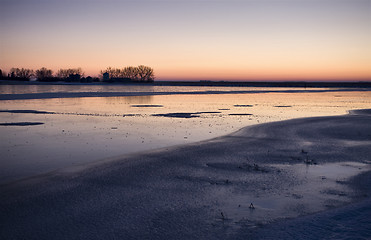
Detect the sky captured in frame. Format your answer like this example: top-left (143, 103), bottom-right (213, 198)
top-left (0, 0), bottom-right (370, 81)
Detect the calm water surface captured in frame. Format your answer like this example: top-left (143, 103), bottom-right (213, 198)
top-left (0, 85), bottom-right (370, 183)
top-left (0, 84), bottom-right (330, 94)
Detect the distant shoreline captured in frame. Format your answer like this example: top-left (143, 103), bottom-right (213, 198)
top-left (1, 88), bottom-right (371, 101)
top-left (157, 80), bottom-right (371, 88)
top-left (1, 79), bottom-right (371, 88)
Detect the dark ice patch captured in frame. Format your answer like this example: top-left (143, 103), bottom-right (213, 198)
top-left (196, 111), bottom-right (221, 114)
top-left (228, 113), bottom-right (253, 116)
top-left (153, 111), bottom-right (221, 119)
top-left (234, 105), bottom-right (253, 107)
top-left (123, 114), bottom-right (142, 117)
top-left (0, 122), bottom-right (44, 126)
top-left (0, 110), bottom-right (55, 114)
top-left (131, 105), bottom-right (164, 108)
top-left (152, 113), bottom-right (200, 118)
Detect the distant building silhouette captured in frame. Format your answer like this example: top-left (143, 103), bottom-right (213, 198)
top-left (68, 74), bottom-right (81, 82)
top-left (86, 76), bottom-right (93, 83)
top-left (103, 72), bottom-right (109, 81)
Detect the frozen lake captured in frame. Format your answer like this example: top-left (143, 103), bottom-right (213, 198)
top-left (1, 84), bottom-right (371, 183)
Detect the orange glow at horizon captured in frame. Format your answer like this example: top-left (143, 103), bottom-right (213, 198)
top-left (1, 0), bottom-right (370, 81)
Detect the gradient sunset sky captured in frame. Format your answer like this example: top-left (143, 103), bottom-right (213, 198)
top-left (1, 0), bottom-right (370, 81)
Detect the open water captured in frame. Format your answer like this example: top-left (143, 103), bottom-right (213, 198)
top-left (0, 84), bottom-right (370, 184)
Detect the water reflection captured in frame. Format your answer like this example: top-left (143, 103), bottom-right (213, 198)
top-left (105, 96), bottom-right (153, 105)
top-left (0, 89), bottom-right (370, 183)
top-left (0, 84), bottom-right (334, 95)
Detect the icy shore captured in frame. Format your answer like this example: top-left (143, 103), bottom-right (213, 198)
top-left (1, 109), bottom-right (371, 239)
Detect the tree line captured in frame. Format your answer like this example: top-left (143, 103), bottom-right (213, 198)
top-left (0, 67), bottom-right (85, 82)
top-left (100, 65), bottom-right (155, 82)
top-left (0, 65), bottom-right (155, 83)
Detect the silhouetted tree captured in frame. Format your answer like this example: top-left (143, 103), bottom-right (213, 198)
top-left (35, 67), bottom-right (53, 80)
top-left (100, 67), bottom-right (130, 82)
top-left (0, 69), bottom-right (4, 79)
top-left (122, 66), bottom-right (139, 80)
top-left (57, 68), bottom-right (84, 79)
top-left (101, 65), bottom-right (155, 82)
top-left (9, 68), bottom-right (34, 80)
top-left (100, 67), bottom-right (121, 79)
top-left (136, 65), bottom-right (155, 82)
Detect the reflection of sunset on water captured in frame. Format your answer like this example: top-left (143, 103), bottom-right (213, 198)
top-left (1, 87), bottom-right (370, 183)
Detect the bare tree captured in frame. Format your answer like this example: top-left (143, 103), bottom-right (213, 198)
top-left (121, 66), bottom-right (139, 80)
top-left (136, 65), bottom-right (155, 82)
top-left (100, 67), bottom-right (120, 79)
top-left (35, 67), bottom-right (53, 80)
top-left (100, 65), bottom-right (155, 82)
top-left (9, 68), bottom-right (34, 80)
top-left (57, 68), bottom-right (84, 79)
top-left (56, 69), bottom-right (70, 79)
